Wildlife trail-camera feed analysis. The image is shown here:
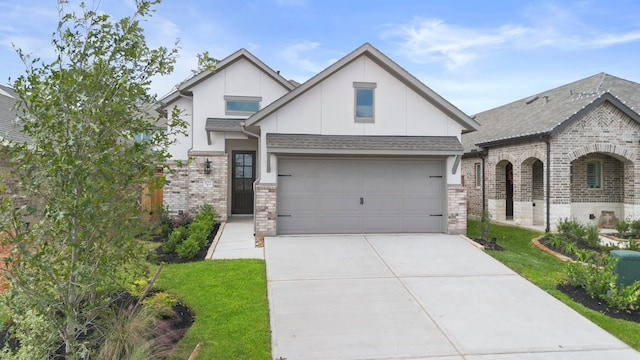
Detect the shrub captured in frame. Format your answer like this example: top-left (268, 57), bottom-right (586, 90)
top-left (97, 306), bottom-right (168, 360)
top-left (176, 237), bottom-right (199, 259)
top-left (479, 210), bottom-right (491, 241)
top-left (584, 224), bottom-right (601, 248)
top-left (628, 239), bottom-right (640, 251)
top-left (557, 217), bottom-right (586, 242)
top-left (163, 226), bottom-right (188, 253)
top-left (188, 221), bottom-right (211, 249)
top-left (631, 219), bottom-right (640, 238)
top-left (194, 203), bottom-right (216, 225)
top-left (141, 292), bottom-right (178, 319)
top-left (616, 218), bottom-right (630, 238)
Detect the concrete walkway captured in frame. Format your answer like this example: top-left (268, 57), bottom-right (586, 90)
top-left (265, 234), bottom-right (640, 360)
top-left (207, 216), bottom-right (264, 260)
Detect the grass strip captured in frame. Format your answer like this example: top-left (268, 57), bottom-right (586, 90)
top-left (155, 260), bottom-right (271, 360)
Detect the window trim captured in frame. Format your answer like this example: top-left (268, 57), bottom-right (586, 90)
top-left (224, 95), bottom-right (262, 116)
top-left (475, 162), bottom-right (482, 188)
top-left (353, 82), bottom-right (376, 123)
top-left (586, 160), bottom-right (602, 189)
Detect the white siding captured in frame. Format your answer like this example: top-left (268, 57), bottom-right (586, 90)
top-left (188, 58), bottom-right (290, 152)
top-left (257, 54), bottom-right (465, 185)
top-left (167, 96), bottom-right (193, 160)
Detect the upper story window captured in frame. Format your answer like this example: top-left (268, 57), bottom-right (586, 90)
top-left (225, 95), bottom-right (261, 115)
top-left (475, 163), bottom-right (482, 188)
top-left (587, 160), bottom-right (602, 189)
top-left (353, 82), bottom-right (376, 123)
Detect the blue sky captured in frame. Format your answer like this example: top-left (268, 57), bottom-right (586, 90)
top-left (1, 0), bottom-right (640, 114)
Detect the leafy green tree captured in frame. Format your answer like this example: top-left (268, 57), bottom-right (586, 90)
top-left (0, 0), bottom-right (185, 357)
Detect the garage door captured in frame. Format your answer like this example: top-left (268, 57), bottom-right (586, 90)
top-left (277, 158), bottom-right (445, 234)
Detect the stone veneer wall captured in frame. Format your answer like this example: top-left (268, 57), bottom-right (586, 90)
top-left (164, 152), bottom-right (228, 221)
top-left (255, 184), bottom-right (277, 238)
top-left (447, 185), bottom-right (467, 234)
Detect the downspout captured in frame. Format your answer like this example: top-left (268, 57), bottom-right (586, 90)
top-left (241, 124), bottom-right (260, 235)
top-left (542, 135), bottom-right (551, 233)
top-left (479, 148), bottom-right (487, 212)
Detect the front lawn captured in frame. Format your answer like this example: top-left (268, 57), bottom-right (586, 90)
top-left (467, 220), bottom-right (640, 351)
top-left (154, 260), bottom-right (271, 360)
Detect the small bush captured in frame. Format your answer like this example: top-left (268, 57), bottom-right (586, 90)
top-left (163, 226), bottom-right (188, 253)
top-left (616, 218), bottom-right (630, 237)
top-left (141, 292), bottom-right (179, 319)
top-left (479, 210), bottom-right (491, 241)
top-left (176, 237), bottom-right (199, 259)
top-left (631, 219), bottom-right (640, 238)
top-left (557, 217), bottom-right (586, 242)
top-left (129, 279), bottom-right (148, 299)
top-left (194, 203), bottom-right (216, 224)
top-left (188, 221), bottom-right (212, 249)
top-left (584, 224), bottom-right (601, 248)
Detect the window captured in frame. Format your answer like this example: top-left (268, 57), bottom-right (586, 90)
top-left (475, 163), bottom-right (482, 188)
top-left (587, 160), bottom-right (602, 189)
top-left (353, 82), bottom-right (376, 122)
top-left (224, 95), bottom-right (261, 115)
top-left (134, 132), bottom-right (153, 143)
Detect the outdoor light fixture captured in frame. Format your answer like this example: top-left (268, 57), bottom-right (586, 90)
top-left (204, 158), bottom-right (212, 174)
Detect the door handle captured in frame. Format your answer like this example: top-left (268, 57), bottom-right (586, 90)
top-left (360, 197), bottom-right (364, 205)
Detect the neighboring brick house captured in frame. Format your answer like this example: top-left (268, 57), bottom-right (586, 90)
top-left (161, 43), bottom-right (479, 237)
top-left (462, 73), bottom-right (640, 231)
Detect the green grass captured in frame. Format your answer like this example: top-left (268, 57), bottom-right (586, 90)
top-left (468, 220), bottom-right (640, 350)
top-left (154, 260), bottom-right (271, 360)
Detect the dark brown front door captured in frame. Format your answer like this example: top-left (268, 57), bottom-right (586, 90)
top-left (506, 162), bottom-right (514, 219)
top-left (232, 151), bottom-right (255, 214)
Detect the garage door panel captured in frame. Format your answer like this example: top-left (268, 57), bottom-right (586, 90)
top-left (278, 158), bottom-right (445, 234)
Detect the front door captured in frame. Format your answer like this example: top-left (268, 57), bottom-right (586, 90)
top-left (232, 151), bottom-right (255, 214)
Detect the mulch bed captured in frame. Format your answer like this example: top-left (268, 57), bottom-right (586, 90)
top-left (0, 291), bottom-right (194, 356)
top-left (557, 283), bottom-right (640, 324)
top-left (468, 237), bottom-right (504, 251)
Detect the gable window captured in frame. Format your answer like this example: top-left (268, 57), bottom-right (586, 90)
top-left (354, 82), bottom-right (376, 123)
top-left (225, 95), bottom-right (261, 115)
top-left (587, 160), bottom-right (602, 189)
top-left (475, 163), bottom-right (482, 188)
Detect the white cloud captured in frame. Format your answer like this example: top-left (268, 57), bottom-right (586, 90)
top-left (386, 5), bottom-right (640, 72)
top-left (385, 18), bottom-right (529, 71)
top-left (278, 40), bottom-right (325, 73)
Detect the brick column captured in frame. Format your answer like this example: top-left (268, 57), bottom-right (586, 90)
top-left (255, 184), bottom-right (277, 238)
top-left (447, 185), bottom-right (467, 235)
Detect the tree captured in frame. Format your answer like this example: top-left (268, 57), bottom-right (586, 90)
top-left (192, 50), bottom-right (218, 74)
top-left (0, 0), bottom-right (185, 357)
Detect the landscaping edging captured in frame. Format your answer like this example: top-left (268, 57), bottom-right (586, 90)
top-left (531, 235), bottom-right (574, 263)
top-left (205, 221), bottom-right (226, 260)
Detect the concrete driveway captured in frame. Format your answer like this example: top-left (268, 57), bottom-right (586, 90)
top-left (265, 234), bottom-right (640, 360)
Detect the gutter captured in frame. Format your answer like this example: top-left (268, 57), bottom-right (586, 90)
top-left (541, 135), bottom-right (551, 233)
top-left (479, 148), bottom-right (488, 213)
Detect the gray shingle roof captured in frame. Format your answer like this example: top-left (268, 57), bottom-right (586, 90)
top-left (266, 133), bottom-right (463, 155)
top-left (0, 85), bottom-right (30, 144)
top-left (205, 118), bottom-right (244, 132)
top-left (462, 73), bottom-right (640, 153)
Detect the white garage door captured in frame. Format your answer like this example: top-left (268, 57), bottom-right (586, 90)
top-left (277, 158), bottom-right (445, 234)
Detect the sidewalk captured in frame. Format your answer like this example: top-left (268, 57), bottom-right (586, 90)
top-left (207, 216), bottom-right (264, 260)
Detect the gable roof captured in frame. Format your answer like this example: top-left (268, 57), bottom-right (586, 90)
top-left (159, 48), bottom-right (296, 107)
top-left (0, 85), bottom-right (30, 144)
top-left (462, 73), bottom-right (640, 152)
top-left (245, 43), bottom-right (480, 131)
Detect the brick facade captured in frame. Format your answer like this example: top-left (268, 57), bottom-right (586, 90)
top-left (164, 152), bottom-right (228, 221)
top-left (255, 184), bottom-right (277, 237)
top-left (464, 101), bottom-right (640, 229)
